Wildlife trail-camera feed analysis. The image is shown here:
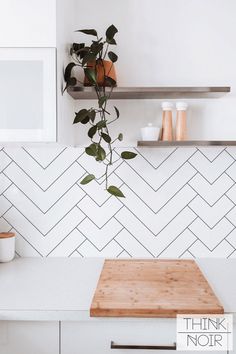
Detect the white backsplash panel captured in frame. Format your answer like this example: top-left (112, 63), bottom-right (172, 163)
top-left (0, 145), bottom-right (236, 258)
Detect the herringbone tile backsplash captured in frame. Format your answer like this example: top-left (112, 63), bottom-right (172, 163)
top-left (1, 145), bottom-right (236, 258)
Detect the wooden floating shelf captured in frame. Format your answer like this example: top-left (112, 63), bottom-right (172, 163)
top-left (137, 140), bottom-right (236, 147)
top-left (67, 86), bottom-right (230, 100)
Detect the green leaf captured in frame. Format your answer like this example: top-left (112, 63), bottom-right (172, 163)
top-left (72, 42), bottom-right (85, 52)
top-left (81, 116), bottom-right (90, 124)
top-left (108, 51), bottom-right (118, 63)
top-left (88, 110), bottom-right (96, 123)
top-left (118, 133), bottom-right (123, 141)
top-left (96, 120), bottom-right (107, 129)
top-left (106, 25), bottom-right (118, 41)
top-left (96, 146), bottom-right (106, 161)
top-left (64, 63), bottom-right (76, 83)
top-left (67, 77), bottom-right (77, 86)
top-left (82, 53), bottom-right (96, 67)
top-left (105, 76), bottom-right (116, 87)
top-left (84, 68), bottom-right (97, 84)
top-left (71, 43), bottom-right (86, 59)
top-left (114, 106), bottom-right (120, 118)
top-left (63, 77), bottom-right (77, 93)
top-left (85, 144), bottom-right (97, 156)
top-left (76, 29), bottom-right (97, 36)
top-left (121, 151), bottom-right (137, 160)
top-left (101, 133), bottom-right (111, 143)
top-left (107, 38), bottom-right (117, 45)
top-left (88, 125), bottom-right (97, 138)
top-left (107, 185), bottom-right (125, 198)
top-left (73, 109), bottom-right (89, 124)
top-left (80, 174), bottom-right (95, 185)
top-left (99, 96), bottom-right (107, 108)
top-left (91, 42), bottom-right (103, 56)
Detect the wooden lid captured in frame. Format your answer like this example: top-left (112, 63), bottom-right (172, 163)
top-left (0, 232), bottom-right (15, 239)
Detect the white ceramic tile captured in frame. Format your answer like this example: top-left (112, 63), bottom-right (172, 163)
top-left (4, 162), bottom-right (85, 212)
top-left (48, 229), bottom-right (85, 257)
top-left (0, 150), bottom-right (11, 172)
top-left (115, 229), bottom-right (153, 257)
top-left (4, 206), bottom-right (84, 256)
top-left (151, 207), bottom-right (196, 257)
top-left (135, 147), bottom-right (176, 168)
top-left (0, 146), bottom-right (235, 258)
top-left (78, 239), bottom-right (123, 257)
top-left (0, 217), bottom-right (12, 232)
top-left (197, 147), bottom-right (225, 161)
top-left (226, 228), bottom-right (236, 248)
top-left (188, 239), bottom-right (234, 258)
top-left (15, 231), bottom-right (42, 257)
top-left (121, 184), bottom-right (196, 234)
top-left (158, 229), bottom-right (196, 258)
top-left (189, 150), bottom-right (234, 183)
top-left (23, 146), bottom-right (66, 168)
top-left (78, 194), bottom-right (122, 229)
top-left (116, 160), bottom-right (196, 212)
top-left (0, 174), bottom-right (11, 194)
top-left (189, 173), bottom-right (234, 205)
top-left (79, 172), bottom-right (123, 206)
top-left (0, 195), bottom-right (11, 216)
top-left (189, 195), bottom-right (234, 228)
top-left (4, 184), bottom-right (84, 234)
top-left (119, 147), bottom-right (196, 190)
top-left (189, 218), bottom-right (234, 249)
top-left (4, 147), bottom-right (82, 190)
top-left (78, 218), bottom-right (122, 250)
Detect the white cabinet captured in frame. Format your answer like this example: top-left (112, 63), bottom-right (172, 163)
top-left (61, 320), bottom-right (230, 354)
top-left (0, 321), bottom-right (58, 354)
top-left (0, 0), bottom-right (56, 47)
top-left (0, 48), bottom-right (56, 142)
top-left (62, 320), bottom-right (177, 354)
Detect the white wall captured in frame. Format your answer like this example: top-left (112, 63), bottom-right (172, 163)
top-left (56, 0), bottom-right (77, 144)
top-left (0, 0), bottom-right (56, 47)
top-left (1, 1), bottom-right (236, 258)
top-left (73, 0), bottom-right (236, 146)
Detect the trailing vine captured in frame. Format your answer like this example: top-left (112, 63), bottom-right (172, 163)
top-left (64, 25), bottom-right (137, 197)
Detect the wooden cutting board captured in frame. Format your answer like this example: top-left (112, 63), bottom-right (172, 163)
top-left (90, 259), bottom-right (224, 317)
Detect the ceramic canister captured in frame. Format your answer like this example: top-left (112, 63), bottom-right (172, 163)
top-left (0, 232), bottom-right (15, 262)
top-left (141, 123), bottom-right (161, 141)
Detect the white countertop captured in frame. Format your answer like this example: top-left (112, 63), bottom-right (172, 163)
top-left (0, 258), bottom-right (235, 321)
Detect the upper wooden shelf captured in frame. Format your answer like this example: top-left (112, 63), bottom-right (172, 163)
top-left (67, 86), bottom-right (231, 100)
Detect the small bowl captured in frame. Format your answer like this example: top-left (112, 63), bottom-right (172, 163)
top-left (141, 126), bottom-right (161, 141)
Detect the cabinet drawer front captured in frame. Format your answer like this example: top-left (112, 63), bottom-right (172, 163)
top-left (0, 321), bottom-right (58, 354)
top-left (61, 321), bottom-right (230, 354)
top-left (61, 320), bottom-right (177, 354)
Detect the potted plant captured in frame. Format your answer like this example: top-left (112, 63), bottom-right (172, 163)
top-left (64, 25), bottom-right (137, 198)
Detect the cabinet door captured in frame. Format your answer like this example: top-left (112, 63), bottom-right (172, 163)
top-left (0, 48), bottom-right (56, 142)
top-left (0, 321), bottom-right (59, 354)
top-left (0, 0), bottom-right (56, 47)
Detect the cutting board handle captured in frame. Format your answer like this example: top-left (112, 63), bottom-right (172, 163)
top-left (111, 341), bottom-right (176, 350)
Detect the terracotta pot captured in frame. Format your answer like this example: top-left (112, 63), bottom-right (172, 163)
top-left (84, 60), bottom-right (117, 87)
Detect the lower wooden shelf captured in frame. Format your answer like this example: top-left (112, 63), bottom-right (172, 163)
top-left (137, 140), bottom-right (236, 147)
